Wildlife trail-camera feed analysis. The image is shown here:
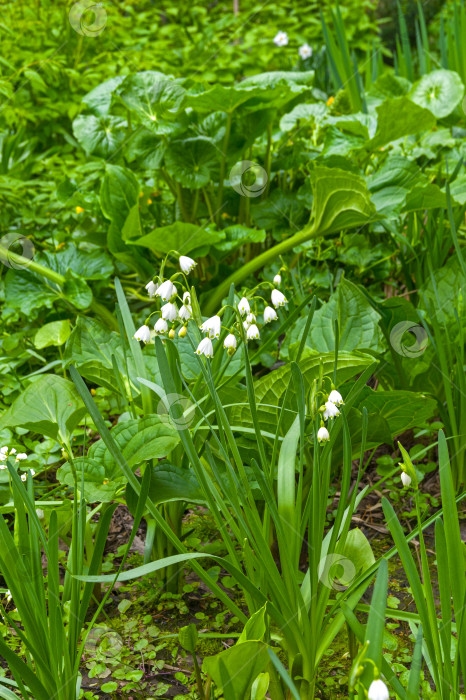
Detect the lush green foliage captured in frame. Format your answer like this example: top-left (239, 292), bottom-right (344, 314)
top-left (0, 0), bottom-right (465, 698)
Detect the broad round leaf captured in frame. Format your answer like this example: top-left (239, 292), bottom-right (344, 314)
top-left (409, 70), bottom-right (464, 118)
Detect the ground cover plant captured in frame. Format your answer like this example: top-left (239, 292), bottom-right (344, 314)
top-left (0, 0), bottom-right (465, 698)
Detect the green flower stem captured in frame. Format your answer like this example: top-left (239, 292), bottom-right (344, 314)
top-left (204, 223), bottom-right (315, 314)
top-left (0, 243), bottom-right (118, 330)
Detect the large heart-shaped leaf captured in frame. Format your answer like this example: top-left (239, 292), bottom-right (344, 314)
top-left (164, 137), bottom-right (218, 189)
top-left (409, 70), bottom-right (464, 118)
top-left (37, 245), bottom-right (114, 281)
top-left (72, 115), bottom-right (126, 158)
top-left (367, 97), bottom-right (435, 150)
top-left (283, 278), bottom-right (384, 355)
top-left (100, 164), bottom-right (140, 230)
top-left (307, 166), bottom-right (377, 236)
top-left (132, 221), bottom-right (224, 256)
top-left (88, 415), bottom-right (180, 478)
top-left (117, 71), bottom-right (186, 134)
top-left (203, 641), bottom-right (270, 700)
top-left (57, 458), bottom-right (120, 503)
top-left (126, 463), bottom-right (205, 512)
top-left (82, 75), bottom-right (126, 115)
top-left (0, 375), bottom-right (86, 441)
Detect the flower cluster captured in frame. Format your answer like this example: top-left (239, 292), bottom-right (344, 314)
top-left (134, 251), bottom-right (289, 364)
top-left (0, 447), bottom-right (28, 464)
top-left (273, 31), bottom-right (313, 60)
top-left (317, 389), bottom-right (344, 443)
top-left (134, 255), bottom-right (196, 345)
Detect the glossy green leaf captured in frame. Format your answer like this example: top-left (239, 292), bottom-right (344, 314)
top-left (89, 415), bottom-right (180, 477)
top-left (0, 375), bottom-right (85, 441)
top-left (203, 640), bottom-right (270, 700)
top-left (126, 463), bottom-right (204, 511)
top-left (132, 221), bottom-right (224, 256)
top-left (409, 70), bottom-right (464, 118)
top-left (34, 320), bottom-right (71, 349)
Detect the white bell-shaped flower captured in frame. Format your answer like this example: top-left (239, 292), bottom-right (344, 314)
top-left (156, 280), bottom-right (176, 302)
top-left (134, 325), bottom-right (151, 344)
top-left (195, 337), bottom-right (214, 358)
top-left (271, 289), bottom-right (287, 308)
top-left (161, 302), bottom-right (178, 322)
top-left (317, 427), bottom-right (330, 443)
top-left (368, 679), bottom-right (390, 700)
top-left (179, 256), bottom-right (197, 274)
top-left (200, 315), bottom-right (221, 338)
top-left (323, 400), bottom-right (340, 420)
top-left (154, 318), bottom-right (168, 335)
top-left (264, 306), bottom-right (278, 323)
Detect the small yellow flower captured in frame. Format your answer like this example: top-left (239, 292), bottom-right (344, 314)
top-left (90, 388), bottom-right (96, 396)
top-left (75, 206), bottom-right (84, 214)
top-left (221, 212), bottom-right (230, 219)
top-left (326, 96), bottom-right (335, 107)
top-left (147, 198), bottom-right (152, 204)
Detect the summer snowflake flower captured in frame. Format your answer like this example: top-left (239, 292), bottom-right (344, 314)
top-left (154, 318), bottom-right (168, 335)
top-left (161, 302), bottom-right (178, 322)
top-left (224, 334), bottom-right (237, 352)
top-left (368, 679), bottom-right (390, 700)
top-left (271, 289), bottom-right (287, 308)
top-left (273, 273), bottom-right (282, 286)
top-left (401, 472), bottom-right (412, 487)
top-left (328, 389), bottom-right (344, 406)
top-left (21, 474), bottom-right (27, 482)
top-left (299, 43), bottom-right (312, 59)
top-left (156, 280), bottom-right (176, 302)
top-left (179, 304), bottom-right (192, 322)
top-left (200, 315), bottom-right (221, 338)
top-left (317, 426), bottom-right (330, 443)
top-left (323, 400), bottom-right (340, 420)
top-left (15, 453), bottom-right (27, 461)
top-left (195, 337), bottom-right (214, 358)
top-left (246, 324), bottom-right (260, 340)
top-left (264, 306), bottom-right (278, 323)
top-left (145, 280), bottom-right (158, 297)
top-left (179, 256), bottom-right (197, 275)
top-left (273, 31), bottom-right (288, 47)
top-left (238, 297), bottom-right (250, 316)
top-left (0, 464), bottom-right (7, 470)
top-left (134, 325), bottom-right (151, 344)
top-left (246, 313), bottom-right (256, 325)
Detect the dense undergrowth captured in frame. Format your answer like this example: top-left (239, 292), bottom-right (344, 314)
top-left (0, 1), bottom-right (465, 699)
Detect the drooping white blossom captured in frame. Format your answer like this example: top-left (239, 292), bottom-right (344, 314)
top-left (317, 426), bottom-right (330, 443)
top-left (134, 325), bottom-right (151, 344)
top-left (195, 337), bottom-right (214, 358)
top-left (146, 280), bottom-right (158, 297)
top-left (273, 273), bottom-right (282, 286)
top-left (224, 334), bottom-right (237, 351)
top-left (238, 297), bottom-right (250, 316)
top-left (328, 389), bottom-right (344, 406)
top-left (271, 289), bottom-right (287, 308)
top-left (154, 318), bottom-right (168, 335)
top-left (161, 302), bottom-right (178, 322)
top-left (246, 324), bottom-right (260, 340)
top-left (323, 400), bottom-right (340, 420)
top-left (179, 255), bottom-right (197, 275)
top-left (156, 280), bottom-right (176, 302)
top-left (264, 306), bottom-right (278, 323)
top-left (401, 472), bottom-right (412, 487)
top-left (200, 315), bottom-right (221, 338)
top-left (368, 679), bottom-right (390, 700)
